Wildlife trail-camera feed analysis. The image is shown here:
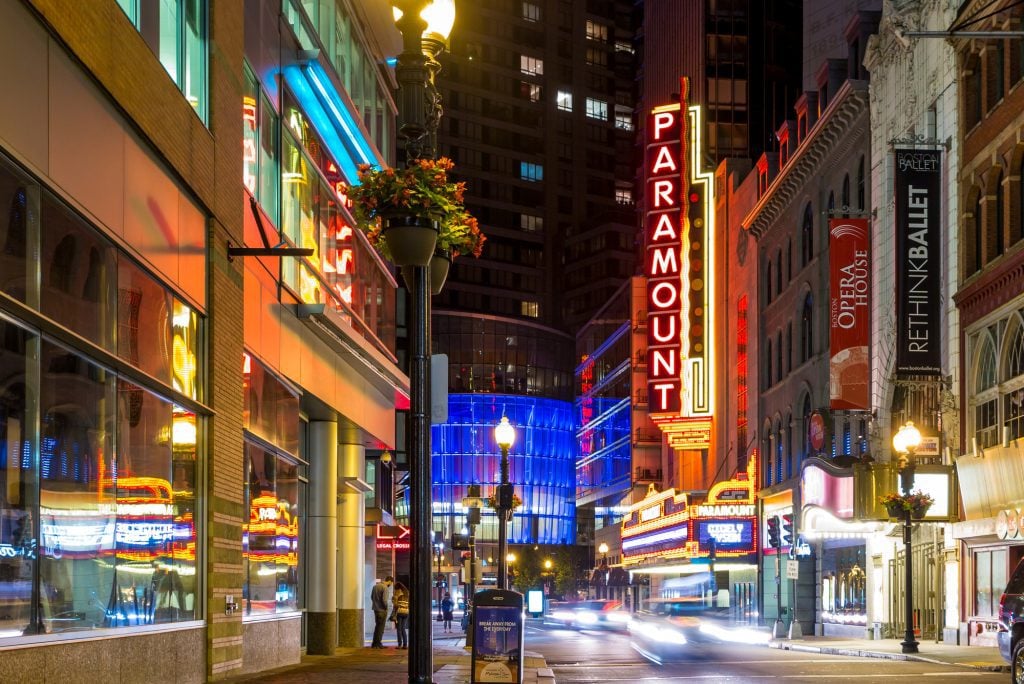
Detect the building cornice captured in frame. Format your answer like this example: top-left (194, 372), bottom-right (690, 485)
top-left (742, 80), bottom-right (870, 239)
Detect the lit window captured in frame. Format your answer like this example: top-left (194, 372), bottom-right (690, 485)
top-left (614, 112), bottom-right (633, 131)
top-left (522, 1), bottom-right (541, 22)
top-left (586, 20), bottom-right (608, 42)
top-left (521, 301), bottom-right (540, 317)
top-left (557, 90), bottom-right (573, 112)
top-left (615, 40), bottom-right (633, 54)
top-left (521, 55), bottom-right (544, 76)
top-left (521, 214), bottom-right (544, 232)
top-left (615, 188), bottom-right (632, 205)
top-left (520, 162), bottom-right (543, 182)
top-left (117, 0), bottom-right (208, 124)
top-left (585, 98), bottom-right (608, 121)
top-left (585, 47), bottom-right (608, 67)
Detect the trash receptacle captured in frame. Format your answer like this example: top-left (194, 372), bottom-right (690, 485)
top-left (471, 589), bottom-right (524, 684)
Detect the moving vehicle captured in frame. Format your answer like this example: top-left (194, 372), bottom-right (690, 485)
top-left (628, 597), bottom-right (729, 663)
top-left (545, 599), bottom-right (630, 630)
top-left (997, 556), bottom-right (1024, 682)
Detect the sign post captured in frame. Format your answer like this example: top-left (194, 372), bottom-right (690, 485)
top-left (471, 589), bottom-right (524, 684)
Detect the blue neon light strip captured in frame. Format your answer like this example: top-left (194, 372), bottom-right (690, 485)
top-left (622, 524), bottom-right (688, 551)
top-left (303, 62), bottom-right (377, 168)
top-left (282, 65), bottom-right (361, 184)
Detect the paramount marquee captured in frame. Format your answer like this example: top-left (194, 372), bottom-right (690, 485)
top-left (621, 455), bottom-right (759, 567)
top-left (645, 77), bottom-right (715, 449)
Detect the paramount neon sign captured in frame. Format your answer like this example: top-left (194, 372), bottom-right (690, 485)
top-left (645, 77), bottom-right (715, 449)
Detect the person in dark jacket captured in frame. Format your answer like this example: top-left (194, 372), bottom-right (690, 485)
top-left (370, 576), bottom-right (393, 648)
top-left (441, 592), bottom-right (454, 632)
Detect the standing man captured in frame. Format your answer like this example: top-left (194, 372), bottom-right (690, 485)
top-left (370, 575), bottom-right (393, 648)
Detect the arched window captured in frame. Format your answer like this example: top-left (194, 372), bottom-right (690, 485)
top-left (801, 293), bottom-right (813, 361)
top-left (857, 156), bottom-right (866, 209)
top-left (802, 394), bottom-right (813, 458)
top-left (763, 428), bottom-right (773, 487)
top-left (841, 173), bottom-right (851, 210)
top-left (967, 53), bottom-right (983, 129)
top-left (975, 333), bottom-right (998, 447)
top-left (765, 338), bottom-right (774, 389)
top-left (1006, 320), bottom-right (1024, 439)
top-left (776, 331), bottom-right (783, 383)
top-left (801, 203), bottom-right (813, 265)
top-left (775, 419), bottom-right (783, 482)
top-left (785, 412), bottom-right (793, 479)
top-left (765, 260), bottom-right (773, 304)
top-left (786, 239), bottom-right (793, 281)
top-left (775, 249), bottom-right (783, 294)
top-left (996, 171), bottom-right (1005, 256)
top-left (975, 189), bottom-right (984, 271)
top-left (786, 323), bottom-right (793, 374)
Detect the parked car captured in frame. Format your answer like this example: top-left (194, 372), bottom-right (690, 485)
top-left (628, 597), bottom-right (729, 664)
top-left (545, 599), bottom-right (630, 630)
top-left (997, 556), bottom-right (1024, 681)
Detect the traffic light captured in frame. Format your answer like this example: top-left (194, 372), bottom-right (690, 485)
top-left (767, 515), bottom-right (781, 549)
top-left (781, 514), bottom-right (794, 548)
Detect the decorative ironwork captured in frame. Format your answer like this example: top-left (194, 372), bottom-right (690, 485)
top-left (887, 133), bottom-right (947, 149)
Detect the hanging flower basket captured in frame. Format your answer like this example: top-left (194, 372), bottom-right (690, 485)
top-left (348, 158), bottom-right (485, 268)
top-left (878, 491), bottom-right (934, 519)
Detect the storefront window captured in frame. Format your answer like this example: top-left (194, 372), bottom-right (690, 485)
top-left (0, 319), bottom-right (37, 638)
top-left (820, 545), bottom-right (867, 624)
top-left (118, 259), bottom-right (172, 385)
top-left (975, 548), bottom-right (1008, 618)
top-left (242, 354), bottom-right (299, 457)
top-left (242, 441), bottom-right (299, 615)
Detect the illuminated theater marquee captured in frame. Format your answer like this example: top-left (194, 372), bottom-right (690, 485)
top-left (645, 78), bottom-right (714, 449)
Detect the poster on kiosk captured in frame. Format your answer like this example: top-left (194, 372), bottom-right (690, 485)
top-left (471, 589), bottom-right (524, 684)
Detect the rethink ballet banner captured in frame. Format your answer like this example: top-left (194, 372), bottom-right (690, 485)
top-left (894, 148), bottom-right (942, 375)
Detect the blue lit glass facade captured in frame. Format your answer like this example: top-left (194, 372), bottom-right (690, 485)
top-left (432, 394), bottom-right (577, 545)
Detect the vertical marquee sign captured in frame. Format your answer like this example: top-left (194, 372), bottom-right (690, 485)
top-left (645, 77), bottom-right (714, 448)
top-left (829, 218), bottom-right (871, 409)
top-left (894, 148), bottom-right (942, 375)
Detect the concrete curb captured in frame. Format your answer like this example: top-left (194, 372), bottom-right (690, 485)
top-left (768, 639), bottom-right (1010, 673)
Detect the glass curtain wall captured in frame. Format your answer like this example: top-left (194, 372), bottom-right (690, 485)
top-left (0, 153), bottom-right (205, 638)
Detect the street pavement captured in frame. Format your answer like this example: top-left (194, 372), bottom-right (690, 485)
top-left (226, 618), bottom-right (1007, 679)
top-left (227, 616), bottom-right (553, 684)
top-left (769, 634), bottom-right (1009, 672)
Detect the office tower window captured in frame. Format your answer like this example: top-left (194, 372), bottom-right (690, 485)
top-left (520, 55), bottom-right (544, 76)
top-left (614, 111), bottom-right (633, 131)
top-left (557, 89), bottom-right (574, 112)
top-left (586, 98), bottom-right (609, 121)
top-left (522, 82), bottom-right (542, 102)
top-left (522, 1), bottom-right (541, 22)
top-left (116, 0), bottom-right (208, 124)
top-left (586, 20), bottom-right (609, 42)
top-left (521, 214), bottom-right (544, 233)
top-left (615, 40), bottom-right (633, 54)
top-left (615, 188), bottom-right (632, 205)
top-left (585, 48), bottom-right (608, 67)
top-left (521, 162), bottom-right (544, 182)
top-left (521, 301), bottom-right (540, 317)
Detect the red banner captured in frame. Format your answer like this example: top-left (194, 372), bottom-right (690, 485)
top-left (828, 218), bottom-right (870, 410)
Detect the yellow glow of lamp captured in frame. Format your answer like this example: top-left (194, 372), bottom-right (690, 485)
top-left (506, 552), bottom-right (516, 563)
top-left (393, 0), bottom-right (456, 44)
top-left (495, 416), bottom-right (516, 450)
top-left (544, 559), bottom-right (552, 570)
top-left (598, 542), bottom-right (609, 555)
top-left (891, 421), bottom-right (922, 455)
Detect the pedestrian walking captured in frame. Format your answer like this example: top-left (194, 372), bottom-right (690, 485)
top-left (441, 592), bottom-right (454, 632)
top-left (392, 582), bottom-right (410, 648)
top-left (369, 575), bottom-right (393, 648)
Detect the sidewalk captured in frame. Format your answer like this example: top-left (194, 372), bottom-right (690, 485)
top-left (768, 635), bottom-right (1009, 673)
top-left (228, 615), bottom-right (555, 684)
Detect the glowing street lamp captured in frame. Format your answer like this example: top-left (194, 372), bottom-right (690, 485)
top-left (892, 420), bottom-right (922, 654)
top-left (495, 417), bottom-right (516, 590)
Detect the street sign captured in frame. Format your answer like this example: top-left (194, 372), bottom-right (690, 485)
top-left (786, 559), bottom-right (799, 580)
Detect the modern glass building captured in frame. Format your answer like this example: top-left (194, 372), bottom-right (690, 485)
top-left (432, 395), bottom-right (577, 546)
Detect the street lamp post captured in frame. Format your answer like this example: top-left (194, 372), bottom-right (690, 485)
top-left (506, 552), bottom-right (517, 591)
top-left (597, 543), bottom-right (609, 599)
top-left (392, 2), bottom-right (455, 682)
top-left (494, 416), bottom-right (516, 591)
top-left (892, 420), bottom-right (922, 655)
